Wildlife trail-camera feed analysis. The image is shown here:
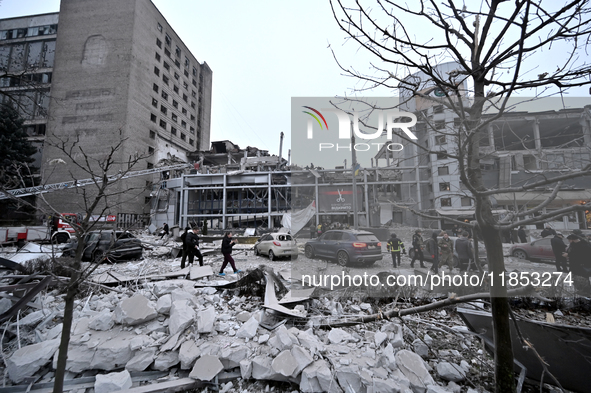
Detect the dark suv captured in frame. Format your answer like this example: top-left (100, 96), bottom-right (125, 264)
top-left (62, 230), bottom-right (143, 262)
top-left (304, 230), bottom-right (382, 267)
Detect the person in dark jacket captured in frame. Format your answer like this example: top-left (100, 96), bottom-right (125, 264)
top-left (410, 229), bottom-right (425, 268)
top-left (424, 231), bottom-right (439, 273)
top-left (541, 225), bottom-right (557, 238)
top-left (387, 233), bottom-right (405, 267)
top-left (551, 233), bottom-right (567, 272)
top-left (219, 232), bottom-right (241, 275)
top-left (517, 226), bottom-right (527, 243)
top-left (179, 226), bottom-right (191, 269)
top-left (564, 234), bottom-right (591, 292)
top-left (455, 232), bottom-right (473, 272)
top-left (160, 223), bottom-right (169, 239)
top-left (185, 226), bottom-right (204, 267)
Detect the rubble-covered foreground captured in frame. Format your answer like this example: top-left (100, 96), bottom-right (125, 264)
top-left (0, 231), bottom-right (588, 393)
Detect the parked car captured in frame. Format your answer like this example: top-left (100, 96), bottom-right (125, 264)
top-left (304, 230), bottom-right (382, 267)
top-left (510, 237), bottom-right (568, 262)
top-left (254, 233), bottom-right (298, 260)
top-left (408, 236), bottom-right (488, 267)
top-left (62, 230), bottom-right (143, 262)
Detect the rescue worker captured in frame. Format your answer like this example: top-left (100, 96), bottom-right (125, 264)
top-left (455, 231), bottom-right (473, 272)
top-left (411, 229), bottom-right (425, 268)
top-left (387, 233), bottom-right (405, 267)
top-left (424, 231), bottom-right (439, 273)
top-left (438, 231), bottom-right (454, 269)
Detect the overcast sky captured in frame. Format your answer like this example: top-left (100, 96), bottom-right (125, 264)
top-left (1, 0), bottom-right (373, 159)
top-left (2, 1), bottom-right (590, 168)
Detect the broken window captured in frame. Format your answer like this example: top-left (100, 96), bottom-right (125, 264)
top-left (174, 72), bottom-right (180, 80)
top-left (182, 108), bottom-right (187, 115)
top-left (171, 114), bottom-right (177, 122)
top-left (155, 52), bottom-right (160, 62)
top-left (159, 119), bottom-right (166, 129)
top-left (157, 23), bottom-right (163, 33)
top-left (150, 113), bottom-right (157, 123)
top-left (153, 84), bottom-right (159, 93)
top-left (181, 120), bottom-right (187, 129)
top-left (171, 127), bottom-right (177, 135)
top-left (193, 66), bottom-right (197, 76)
top-left (172, 100), bottom-right (178, 108)
top-left (435, 120), bottom-right (446, 130)
top-left (441, 198), bottom-right (452, 207)
top-left (433, 105), bottom-right (444, 114)
top-left (189, 138), bottom-right (194, 145)
top-left (181, 133), bottom-right (186, 141)
top-left (156, 38), bottom-right (162, 48)
top-left (154, 66), bottom-right (160, 76)
top-left (161, 91), bottom-right (168, 100)
top-left (152, 98), bottom-right (158, 107)
top-left (438, 166), bottom-right (449, 176)
top-left (163, 61), bottom-right (170, 70)
top-left (436, 151), bottom-right (447, 160)
top-left (162, 75), bottom-right (169, 85)
top-left (184, 69), bottom-right (189, 77)
top-left (435, 135), bottom-right (446, 145)
top-left (160, 105), bottom-right (167, 115)
top-left (173, 85), bottom-right (179, 94)
top-left (175, 46), bottom-right (181, 57)
top-left (149, 130), bottom-right (156, 139)
top-left (165, 34), bottom-right (171, 46)
top-left (439, 182), bottom-right (451, 191)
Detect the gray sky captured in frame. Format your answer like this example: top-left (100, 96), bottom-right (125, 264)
top-left (1, 0), bottom-right (373, 158)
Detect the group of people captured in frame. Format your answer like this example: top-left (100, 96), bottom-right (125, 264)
top-left (387, 229), bottom-right (475, 273)
top-left (179, 226), bottom-right (241, 276)
top-left (550, 229), bottom-right (591, 277)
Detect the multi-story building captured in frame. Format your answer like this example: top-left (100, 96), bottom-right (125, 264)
top-left (373, 62), bottom-right (591, 230)
top-left (0, 0), bottom-right (212, 219)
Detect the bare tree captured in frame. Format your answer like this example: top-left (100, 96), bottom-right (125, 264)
top-left (0, 130), bottom-right (152, 393)
top-left (330, 1), bottom-right (591, 391)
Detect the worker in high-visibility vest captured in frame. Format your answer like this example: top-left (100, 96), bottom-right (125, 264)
top-left (387, 233), bottom-right (406, 267)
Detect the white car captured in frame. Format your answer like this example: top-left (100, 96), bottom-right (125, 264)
top-left (254, 233), bottom-right (298, 260)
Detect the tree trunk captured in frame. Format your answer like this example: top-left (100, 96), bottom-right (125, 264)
top-left (52, 273), bottom-right (79, 393)
top-left (480, 224), bottom-right (516, 392)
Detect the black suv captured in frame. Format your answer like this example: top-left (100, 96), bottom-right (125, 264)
top-left (62, 230), bottom-right (143, 262)
top-left (304, 230), bottom-right (382, 267)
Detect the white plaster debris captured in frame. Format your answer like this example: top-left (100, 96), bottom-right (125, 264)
top-left (0, 239), bottom-right (530, 392)
top-left (189, 354), bottom-right (224, 381)
top-left (113, 294), bottom-right (158, 326)
top-left (7, 339), bottom-right (60, 383)
top-left (94, 370), bottom-right (132, 393)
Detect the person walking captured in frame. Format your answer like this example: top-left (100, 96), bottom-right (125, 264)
top-left (387, 233), bottom-right (405, 267)
top-left (411, 229), bottom-right (425, 268)
top-left (455, 231), bottom-right (473, 272)
top-left (219, 232), bottom-right (241, 275)
top-left (160, 223), bottom-right (169, 239)
top-left (185, 226), bottom-right (204, 267)
top-left (438, 231), bottom-right (454, 270)
top-left (517, 226), bottom-right (527, 243)
top-left (551, 232), bottom-right (568, 272)
top-left (179, 226), bottom-right (190, 269)
top-left (424, 231), bottom-right (440, 273)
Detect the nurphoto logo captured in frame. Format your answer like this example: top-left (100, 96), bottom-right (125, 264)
top-left (302, 106), bottom-right (418, 152)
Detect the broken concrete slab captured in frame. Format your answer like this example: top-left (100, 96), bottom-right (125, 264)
top-left (335, 364), bottom-right (362, 393)
top-left (169, 299), bottom-right (195, 336)
top-left (89, 330), bottom-right (136, 371)
top-left (94, 370), bottom-right (132, 393)
top-left (125, 347), bottom-right (156, 372)
top-left (374, 331), bottom-right (387, 347)
top-left (240, 359), bottom-right (253, 379)
top-left (190, 265), bottom-right (213, 280)
top-left (236, 316), bottom-right (259, 339)
top-left (251, 355), bottom-right (288, 382)
top-left (371, 377), bottom-right (403, 393)
top-left (269, 325), bottom-right (295, 351)
top-left (290, 346), bottom-right (314, 377)
top-left (327, 328), bottom-right (352, 344)
top-left (413, 338), bottom-right (430, 358)
top-left (271, 350), bottom-right (298, 377)
top-left (220, 345), bottom-right (249, 369)
top-left (156, 294), bottom-right (172, 314)
top-left (196, 307), bottom-right (216, 333)
top-left (236, 311), bottom-right (251, 322)
top-left (153, 350), bottom-right (180, 371)
top-left (89, 309), bottom-right (114, 331)
top-left (395, 349), bottom-right (435, 393)
top-left (189, 354), bottom-right (224, 381)
top-left (436, 362), bottom-right (466, 382)
top-left (179, 340), bottom-right (201, 369)
top-left (113, 294), bottom-right (158, 326)
top-left (7, 338), bottom-right (60, 383)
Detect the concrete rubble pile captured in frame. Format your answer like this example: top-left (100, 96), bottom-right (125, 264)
top-left (0, 270), bottom-right (494, 393)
